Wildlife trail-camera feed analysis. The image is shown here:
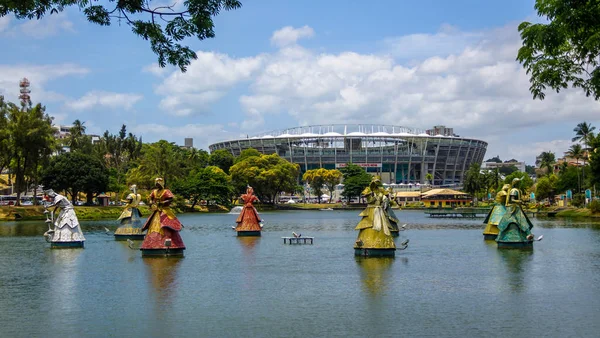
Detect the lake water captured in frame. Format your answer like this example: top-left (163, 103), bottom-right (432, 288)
top-left (1, 210), bottom-right (600, 337)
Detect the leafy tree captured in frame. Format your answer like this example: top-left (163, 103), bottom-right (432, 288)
top-left (504, 171), bottom-right (534, 192)
top-left (425, 173), bottom-right (433, 185)
top-left (67, 119), bottom-right (91, 153)
top-left (485, 156), bottom-right (502, 163)
top-left (535, 175), bottom-right (558, 204)
top-left (41, 152), bottom-right (109, 204)
top-left (587, 134), bottom-right (600, 188)
top-left (339, 164), bottom-right (371, 203)
top-left (525, 165), bottom-right (536, 175)
top-left (234, 148), bottom-right (262, 164)
top-left (463, 163), bottom-right (482, 201)
top-left (230, 153), bottom-right (299, 203)
top-left (517, 0), bottom-right (600, 100)
top-left (498, 165), bottom-right (518, 176)
top-left (6, 102), bottom-right (56, 205)
top-left (538, 151), bottom-right (556, 176)
top-left (172, 166), bottom-right (233, 210)
top-left (0, 97), bottom-right (11, 176)
top-left (303, 169), bottom-right (326, 203)
top-left (209, 149), bottom-right (235, 174)
top-left (0, 0), bottom-right (242, 72)
top-left (133, 140), bottom-right (186, 187)
top-left (555, 165), bottom-right (580, 194)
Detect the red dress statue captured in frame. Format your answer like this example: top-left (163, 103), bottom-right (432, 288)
top-left (235, 186), bottom-right (262, 236)
top-left (141, 178), bottom-right (185, 256)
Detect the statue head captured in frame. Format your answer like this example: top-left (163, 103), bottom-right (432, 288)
top-left (154, 178), bottom-right (164, 189)
top-left (129, 184), bottom-right (137, 194)
top-left (370, 175), bottom-right (382, 188)
top-left (502, 184), bottom-right (510, 191)
top-left (246, 186), bottom-right (254, 194)
top-left (43, 189), bottom-right (57, 198)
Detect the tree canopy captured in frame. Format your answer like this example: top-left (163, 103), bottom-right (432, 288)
top-left (517, 0), bottom-right (600, 100)
top-left (229, 153), bottom-right (299, 203)
top-left (0, 0), bottom-right (242, 71)
top-left (339, 164), bottom-right (371, 202)
top-left (172, 166), bottom-right (232, 209)
top-left (41, 152), bottom-right (109, 204)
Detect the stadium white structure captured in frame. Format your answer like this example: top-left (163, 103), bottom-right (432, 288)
top-left (209, 124), bottom-right (487, 186)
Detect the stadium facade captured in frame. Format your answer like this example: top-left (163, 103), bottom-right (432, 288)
top-left (209, 124), bottom-right (487, 186)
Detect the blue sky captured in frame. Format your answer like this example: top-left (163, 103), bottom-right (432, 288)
top-left (1, 0), bottom-right (598, 165)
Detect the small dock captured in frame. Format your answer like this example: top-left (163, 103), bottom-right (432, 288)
top-left (282, 237), bottom-right (314, 244)
top-left (424, 208), bottom-right (491, 218)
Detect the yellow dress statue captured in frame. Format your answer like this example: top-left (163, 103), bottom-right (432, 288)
top-left (354, 176), bottom-right (396, 257)
top-left (114, 184), bottom-right (145, 240)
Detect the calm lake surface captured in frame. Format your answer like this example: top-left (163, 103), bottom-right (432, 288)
top-left (1, 210), bottom-right (600, 338)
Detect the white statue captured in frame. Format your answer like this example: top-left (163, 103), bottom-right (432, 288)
top-left (43, 189), bottom-right (85, 248)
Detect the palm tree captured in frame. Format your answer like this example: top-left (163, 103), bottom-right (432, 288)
top-left (572, 122), bottom-right (596, 151)
top-left (572, 122), bottom-right (595, 188)
top-left (539, 151), bottom-right (556, 177)
top-left (566, 144), bottom-right (584, 192)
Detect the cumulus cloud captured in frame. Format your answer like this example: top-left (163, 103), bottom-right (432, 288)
top-left (270, 25), bottom-right (315, 47)
top-left (1, 12), bottom-right (74, 38)
top-left (154, 51), bottom-right (264, 116)
top-left (65, 91), bottom-right (143, 111)
top-left (150, 23), bottom-right (600, 163)
top-left (0, 63), bottom-right (89, 103)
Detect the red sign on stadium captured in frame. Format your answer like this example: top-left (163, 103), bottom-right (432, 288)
top-left (335, 163), bottom-right (382, 168)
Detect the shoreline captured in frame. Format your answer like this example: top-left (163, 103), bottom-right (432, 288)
top-left (2, 204), bottom-right (598, 221)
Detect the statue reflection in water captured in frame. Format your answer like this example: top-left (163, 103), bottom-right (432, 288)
top-left (46, 249), bottom-right (83, 335)
top-left (496, 249), bottom-right (533, 293)
top-left (355, 257), bottom-right (395, 296)
top-left (143, 257), bottom-right (183, 306)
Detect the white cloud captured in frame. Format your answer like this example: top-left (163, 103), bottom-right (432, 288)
top-left (270, 25), bottom-right (315, 47)
top-left (148, 23), bottom-right (600, 164)
top-left (1, 12), bottom-right (74, 38)
top-left (142, 63), bottom-right (170, 77)
top-left (65, 91), bottom-right (143, 111)
top-left (154, 51), bottom-right (264, 116)
top-left (0, 15), bottom-right (10, 33)
top-left (0, 63), bottom-right (89, 103)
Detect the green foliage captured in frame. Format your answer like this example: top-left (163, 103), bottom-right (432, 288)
top-left (503, 171), bottom-right (534, 191)
top-left (525, 165), bottom-right (536, 175)
top-left (41, 152), bottom-right (109, 203)
top-left (498, 165), bottom-right (518, 176)
top-left (339, 164), bottom-right (371, 202)
top-left (572, 193), bottom-right (585, 208)
top-left (0, 0), bottom-right (242, 72)
top-left (555, 165), bottom-right (580, 193)
top-left (234, 148), bottom-right (262, 164)
top-left (172, 166), bottom-right (233, 209)
top-left (230, 153), bottom-right (300, 203)
top-left (5, 102), bottom-right (56, 204)
top-left (133, 140), bottom-right (187, 186)
top-left (463, 163), bottom-right (482, 199)
top-left (588, 200), bottom-right (600, 213)
top-left (517, 1), bottom-right (600, 100)
top-left (485, 156), bottom-right (502, 163)
top-left (209, 149), bottom-right (234, 174)
top-left (535, 175), bottom-right (557, 203)
top-left (302, 168), bottom-right (342, 203)
top-left (538, 151), bottom-right (556, 176)
top-left (572, 122), bottom-right (596, 150)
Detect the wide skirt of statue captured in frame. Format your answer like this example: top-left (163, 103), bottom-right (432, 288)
top-left (115, 208), bottom-right (144, 236)
top-left (354, 206), bottom-right (395, 249)
top-left (141, 210), bottom-right (185, 250)
top-left (496, 205), bottom-right (533, 246)
top-left (235, 205), bottom-right (262, 232)
top-left (483, 204), bottom-right (506, 239)
top-left (50, 208), bottom-right (86, 243)
top-left (386, 206), bottom-right (400, 236)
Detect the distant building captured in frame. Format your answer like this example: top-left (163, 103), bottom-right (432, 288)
top-left (426, 125), bottom-right (459, 137)
top-left (184, 138), bottom-right (194, 149)
top-left (481, 161), bottom-right (526, 172)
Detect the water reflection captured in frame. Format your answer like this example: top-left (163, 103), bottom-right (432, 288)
top-left (0, 221), bottom-right (46, 237)
top-left (47, 249), bottom-right (84, 336)
top-left (496, 249), bottom-right (533, 293)
top-left (143, 257), bottom-right (183, 306)
top-left (355, 257), bottom-right (394, 296)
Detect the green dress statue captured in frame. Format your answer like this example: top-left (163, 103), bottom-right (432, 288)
top-left (496, 178), bottom-right (535, 249)
top-left (354, 176), bottom-right (396, 257)
top-left (483, 184), bottom-right (509, 240)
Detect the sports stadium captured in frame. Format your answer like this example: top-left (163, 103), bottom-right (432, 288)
top-left (209, 124), bottom-right (487, 186)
